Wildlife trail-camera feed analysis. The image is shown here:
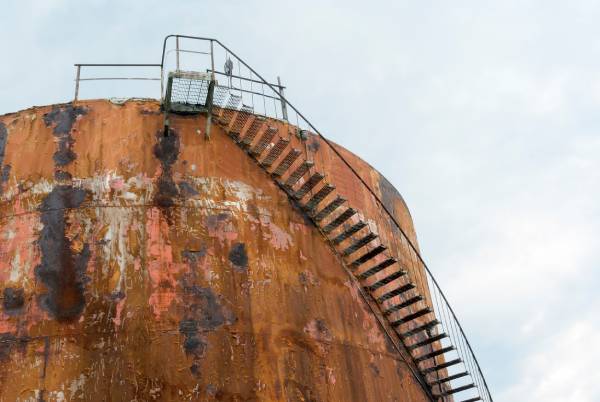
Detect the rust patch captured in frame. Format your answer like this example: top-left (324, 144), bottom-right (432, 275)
top-left (284, 379), bottom-right (320, 402)
top-left (228, 242), bottom-right (248, 272)
top-left (0, 122), bottom-right (8, 192)
top-left (307, 139), bottom-right (320, 153)
top-left (53, 170), bottom-right (72, 181)
top-left (379, 173), bottom-right (409, 221)
top-left (43, 104), bottom-right (87, 167)
top-left (153, 128), bottom-right (180, 208)
top-left (0, 333), bottom-right (28, 362)
top-left (179, 286), bottom-right (235, 375)
top-left (177, 181), bottom-right (199, 198)
top-left (35, 185), bottom-right (90, 322)
top-left (2, 287), bottom-right (25, 315)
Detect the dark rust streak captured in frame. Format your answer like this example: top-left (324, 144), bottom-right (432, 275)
top-left (43, 104), bottom-right (87, 171)
top-left (2, 287), bottom-right (25, 315)
top-left (35, 186), bottom-right (90, 322)
top-left (153, 128), bottom-right (180, 208)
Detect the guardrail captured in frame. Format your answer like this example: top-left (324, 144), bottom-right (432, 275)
top-left (73, 34), bottom-right (493, 402)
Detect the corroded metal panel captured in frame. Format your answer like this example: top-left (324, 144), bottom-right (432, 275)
top-left (0, 100), bottom-right (430, 401)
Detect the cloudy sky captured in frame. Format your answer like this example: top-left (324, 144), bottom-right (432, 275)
top-left (2, 1), bottom-right (599, 400)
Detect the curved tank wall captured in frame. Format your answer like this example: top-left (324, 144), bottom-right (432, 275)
top-left (0, 100), bottom-right (429, 401)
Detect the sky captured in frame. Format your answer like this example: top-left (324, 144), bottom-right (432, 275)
top-left (1, 1), bottom-right (600, 401)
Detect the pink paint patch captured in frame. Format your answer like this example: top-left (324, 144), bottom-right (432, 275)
top-left (145, 208), bottom-right (190, 319)
top-left (110, 178), bottom-right (125, 190)
top-left (326, 367), bottom-right (336, 385)
top-left (113, 297), bottom-right (126, 327)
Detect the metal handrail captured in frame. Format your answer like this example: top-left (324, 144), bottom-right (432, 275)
top-left (73, 63), bottom-right (161, 100)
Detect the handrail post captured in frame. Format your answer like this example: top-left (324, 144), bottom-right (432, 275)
top-left (278, 76), bottom-right (288, 121)
top-left (176, 36), bottom-right (180, 71)
top-left (210, 40), bottom-right (215, 81)
top-left (74, 65), bottom-right (81, 101)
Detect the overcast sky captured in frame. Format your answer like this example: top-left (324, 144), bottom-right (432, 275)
top-left (2, 1), bottom-right (599, 401)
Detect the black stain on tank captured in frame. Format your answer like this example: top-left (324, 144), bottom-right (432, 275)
top-left (2, 287), bottom-right (25, 315)
top-left (178, 181), bottom-right (199, 198)
top-left (182, 247), bottom-right (207, 264)
top-left (0, 122), bottom-right (8, 193)
top-left (178, 286), bottom-right (235, 376)
top-left (0, 122), bottom-right (8, 165)
top-left (1, 165), bottom-right (10, 183)
top-left (153, 128), bottom-right (180, 208)
top-left (34, 185), bottom-right (91, 322)
top-left (307, 139), bottom-right (320, 153)
top-left (43, 105), bottom-right (87, 167)
top-left (378, 173), bottom-right (412, 234)
top-left (205, 213), bottom-right (230, 231)
top-left (179, 319), bottom-right (207, 356)
top-left (228, 242), bottom-right (248, 271)
top-left (54, 170), bottom-right (72, 181)
top-left (0, 333), bottom-right (29, 362)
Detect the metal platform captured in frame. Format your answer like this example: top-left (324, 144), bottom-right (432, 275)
top-left (163, 70), bottom-right (215, 114)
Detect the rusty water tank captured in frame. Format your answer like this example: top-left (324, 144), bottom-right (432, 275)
top-left (0, 99), bottom-right (431, 401)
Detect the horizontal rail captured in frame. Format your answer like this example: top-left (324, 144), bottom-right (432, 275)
top-left (167, 49), bottom-right (211, 56)
top-left (74, 63), bottom-right (161, 67)
top-left (210, 70), bottom-right (285, 89)
top-left (78, 78), bottom-right (160, 81)
top-left (219, 85), bottom-right (282, 102)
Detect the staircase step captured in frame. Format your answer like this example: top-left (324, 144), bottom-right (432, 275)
top-left (284, 161), bottom-right (314, 188)
top-left (341, 233), bottom-right (378, 256)
top-left (377, 282), bottom-right (415, 303)
top-left (331, 222), bottom-right (367, 245)
top-left (421, 358), bottom-right (462, 374)
top-left (435, 383), bottom-right (476, 397)
top-left (408, 333), bottom-right (448, 351)
top-left (293, 173), bottom-right (324, 200)
top-left (322, 208), bottom-right (357, 234)
top-left (349, 245), bottom-right (387, 268)
top-left (250, 127), bottom-right (277, 157)
top-left (313, 196), bottom-right (346, 222)
top-left (460, 397), bottom-right (482, 402)
top-left (414, 346), bottom-right (454, 363)
top-left (358, 259), bottom-right (399, 282)
top-left (390, 308), bottom-right (432, 327)
top-left (272, 149), bottom-right (301, 177)
top-left (229, 106), bottom-right (254, 137)
top-left (428, 371), bottom-right (469, 385)
top-left (399, 320), bottom-right (440, 338)
top-left (303, 184), bottom-right (335, 211)
top-left (384, 296), bottom-right (423, 316)
top-left (240, 118), bottom-right (265, 147)
top-left (219, 94), bottom-right (242, 124)
top-left (260, 138), bottom-right (289, 167)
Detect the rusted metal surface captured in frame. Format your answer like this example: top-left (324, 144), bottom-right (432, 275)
top-left (0, 100), bottom-right (431, 401)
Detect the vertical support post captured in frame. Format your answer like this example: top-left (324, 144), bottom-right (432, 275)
top-left (160, 64), bottom-right (164, 100)
top-left (210, 40), bottom-right (215, 80)
top-left (206, 40), bottom-right (216, 141)
top-left (176, 36), bottom-right (180, 71)
top-left (278, 76), bottom-right (288, 121)
top-left (74, 65), bottom-right (81, 101)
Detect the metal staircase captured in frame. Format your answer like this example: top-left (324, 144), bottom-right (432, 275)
top-left (210, 101), bottom-right (482, 401)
